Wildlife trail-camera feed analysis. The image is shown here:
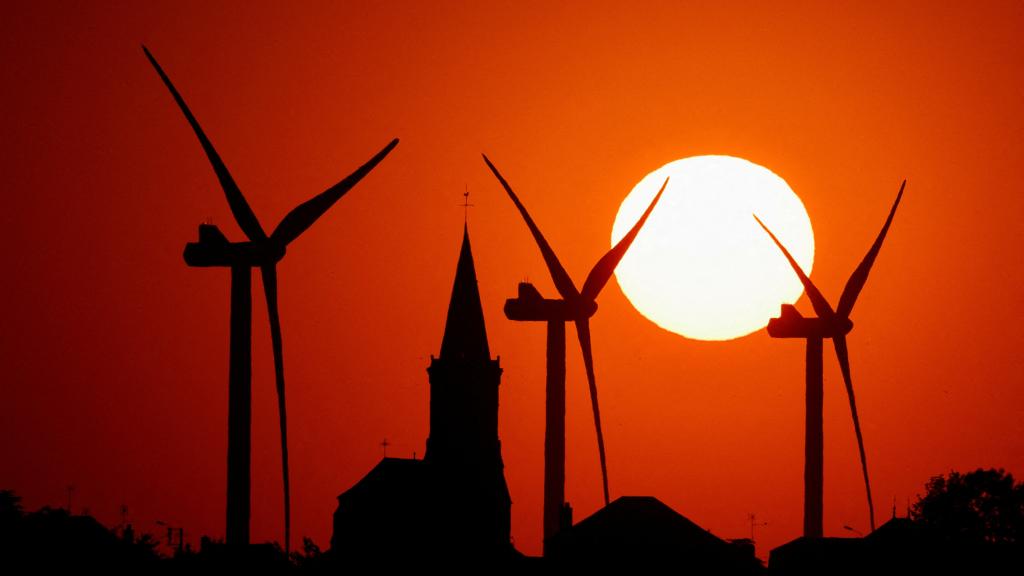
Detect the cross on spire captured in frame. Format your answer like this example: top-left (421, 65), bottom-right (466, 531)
top-left (380, 438), bottom-right (390, 458)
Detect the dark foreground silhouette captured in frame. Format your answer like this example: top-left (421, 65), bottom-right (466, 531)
top-left (6, 468), bottom-right (1021, 572)
top-left (0, 491), bottom-right (161, 570)
top-left (770, 468), bottom-right (1024, 574)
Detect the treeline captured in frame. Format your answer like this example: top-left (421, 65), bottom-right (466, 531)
top-left (0, 490), bottom-right (326, 572)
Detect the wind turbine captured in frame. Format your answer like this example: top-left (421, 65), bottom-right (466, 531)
top-left (754, 180), bottom-right (905, 538)
top-left (483, 155), bottom-right (666, 547)
top-left (143, 46), bottom-right (399, 550)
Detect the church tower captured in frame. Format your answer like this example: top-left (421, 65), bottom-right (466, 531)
top-left (425, 224), bottom-right (511, 550)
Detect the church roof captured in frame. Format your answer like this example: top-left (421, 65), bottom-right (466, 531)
top-left (439, 225), bottom-right (491, 361)
top-left (336, 457), bottom-right (432, 506)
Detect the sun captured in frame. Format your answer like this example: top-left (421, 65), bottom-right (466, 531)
top-left (612, 156), bottom-right (814, 341)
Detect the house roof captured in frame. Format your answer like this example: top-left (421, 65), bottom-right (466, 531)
top-left (549, 495), bottom-right (762, 572)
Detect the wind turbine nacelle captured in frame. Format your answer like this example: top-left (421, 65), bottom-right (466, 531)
top-left (767, 304), bottom-right (853, 339)
top-left (183, 224), bottom-right (285, 267)
top-left (504, 282), bottom-right (597, 321)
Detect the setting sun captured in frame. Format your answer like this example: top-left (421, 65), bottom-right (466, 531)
top-left (612, 156), bottom-right (815, 340)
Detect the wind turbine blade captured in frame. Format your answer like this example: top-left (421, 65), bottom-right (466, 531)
top-left (832, 334), bottom-right (876, 532)
top-left (271, 138), bottom-right (400, 246)
top-left (753, 215), bottom-right (835, 319)
top-left (142, 46), bottom-right (266, 241)
top-left (575, 318), bottom-right (610, 506)
top-left (581, 177), bottom-right (668, 301)
top-left (837, 180), bottom-right (906, 318)
top-left (260, 263), bottom-right (291, 554)
top-left (482, 154), bottom-right (579, 300)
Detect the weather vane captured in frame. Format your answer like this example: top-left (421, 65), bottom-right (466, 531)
top-left (460, 184), bottom-right (474, 222)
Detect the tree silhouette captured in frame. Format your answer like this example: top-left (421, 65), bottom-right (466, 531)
top-left (289, 537), bottom-right (324, 570)
top-left (0, 489), bottom-right (25, 549)
top-left (910, 468), bottom-right (1024, 545)
top-left (0, 490), bottom-right (22, 522)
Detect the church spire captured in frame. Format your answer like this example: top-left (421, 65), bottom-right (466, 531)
top-left (439, 224), bottom-right (491, 361)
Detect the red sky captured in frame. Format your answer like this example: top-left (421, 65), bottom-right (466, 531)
top-left (2, 0), bottom-right (1022, 558)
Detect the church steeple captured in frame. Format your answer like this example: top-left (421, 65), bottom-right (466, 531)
top-left (426, 224), bottom-right (504, 470)
top-left (439, 224), bottom-right (491, 362)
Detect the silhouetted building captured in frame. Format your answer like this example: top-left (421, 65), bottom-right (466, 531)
top-left (768, 535), bottom-right (863, 574)
top-left (548, 496), bottom-right (764, 573)
top-left (330, 226), bottom-right (513, 565)
top-left (769, 516), bottom-right (1024, 574)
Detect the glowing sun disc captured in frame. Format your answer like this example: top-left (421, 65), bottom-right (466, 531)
top-left (612, 156), bottom-right (814, 341)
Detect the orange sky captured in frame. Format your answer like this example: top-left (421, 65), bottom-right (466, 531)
top-left (2, 0), bottom-right (1022, 558)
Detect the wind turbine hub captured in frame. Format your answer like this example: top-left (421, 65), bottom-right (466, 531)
top-left (838, 316), bottom-right (854, 335)
top-left (571, 298), bottom-right (598, 319)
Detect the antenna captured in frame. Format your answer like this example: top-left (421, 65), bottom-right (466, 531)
top-left (748, 513), bottom-right (768, 542)
top-left (380, 438), bottom-right (390, 458)
top-left (157, 520), bottom-right (173, 544)
top-left (157, 520), bottom-right (186, 554)
top-left (66, 484), bottom-right (75, 514)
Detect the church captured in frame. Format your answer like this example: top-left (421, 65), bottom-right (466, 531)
top-left (329, 225), bottom-right (517, 564)
top-left (327, 224), bottom-right (762, 570)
